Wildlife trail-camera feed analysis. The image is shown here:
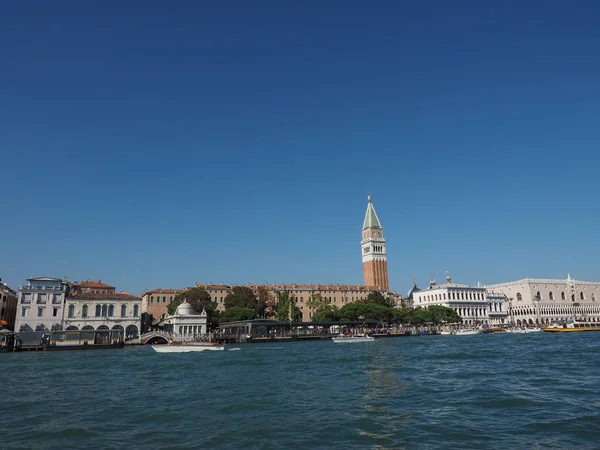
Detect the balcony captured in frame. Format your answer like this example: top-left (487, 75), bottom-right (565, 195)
top-left (20, 285), bottom-right (66, 292)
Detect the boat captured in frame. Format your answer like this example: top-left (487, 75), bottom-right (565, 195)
top-left (439, 331), bottom-right (452, 335)
top-left (152, 342), bottom-right (225, 352)
top-left (0, 329), bottom-right (20, 352)
top-left (453, 329), bottom-right (480, 336)
top-left (542, 321), bottom-right (600, 333)
top-left (331, 334), bottom-right (375, 343)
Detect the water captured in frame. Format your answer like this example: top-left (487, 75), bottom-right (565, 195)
top-left (3, 333), bottom-right (600, 449)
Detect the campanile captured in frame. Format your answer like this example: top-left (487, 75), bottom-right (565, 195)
top-left (361, 196), bottom-right (389, 290)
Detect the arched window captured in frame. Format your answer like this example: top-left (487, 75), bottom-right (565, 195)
top-left (133, 304), bottom-right (139, 317)
top-left (101, 304), bottom-right (108, 317)
top-left (592, 294), bottom-right (597, 302)
top-left (580, 292), bottom-right (584, 300)
top-left (82, 305), bottom-right (88, 318)
top-left (536, 291), bottom-right (541, 300)
top-left (95, 305), bottom-right (101, 317)
top-left (108, 304), bottom-right (114, 317)
top-left (517, 293), bottom-right (522, 301)
top-left (68, 304), bottom-right (75, 318)
top-left (549, 291), bottom-right (554, 300)
top-left (561, 292), bottom-right (565, 300)
top-left (121, 304), bottom-right (127, 317)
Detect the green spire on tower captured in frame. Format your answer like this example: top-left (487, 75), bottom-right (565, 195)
top-left (362, 195), bottom-right (382, 230)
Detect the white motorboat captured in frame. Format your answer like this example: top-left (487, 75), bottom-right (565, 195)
top-left (439, 331), bottom-right (452, 335)
top-left (506, 328), bottom-right (542, 334)
top-left (152, 343), bottom-right (225, 353)
top-left (331, 334), bottom-right (375, 343)
top-left (453, 329), bottom-right (480, 336)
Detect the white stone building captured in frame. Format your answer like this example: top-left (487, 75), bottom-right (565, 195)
top-left (63, 292), bottom-right (141, 339)
top-left (412, 275), bottom-right (508, 325)
top-left (15, 277), bottom-right (69, 332)
top-left (163, 300), bottom-right (208, 340)
top-left (486, 275), bottom-right (600, 326)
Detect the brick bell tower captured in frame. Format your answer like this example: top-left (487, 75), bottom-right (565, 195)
top-left (361, 195), bottom-right (389, 290)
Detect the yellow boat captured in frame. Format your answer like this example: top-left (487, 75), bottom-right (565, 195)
top-left (542, 321), bottom-right (600, 333)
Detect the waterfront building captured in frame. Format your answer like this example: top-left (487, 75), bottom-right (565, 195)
top-left (411, 274), bottom-right (507, 325)
top-left (0, 279), bottom-right (18, 330)
top-left (64, 281), bottom-right (141, 339)
top-left (15, 277), bottom-right (69, 332)
top-left (140, 288), bottom-right (185, 323)
top-left (486, 275), bottom-right (600, 326)
top-left (361, 196), bottom-right (389, 290)
top-left (163, 300), bottom-right (208, 340)
top-left (141, 282), bottom-right (399, 324)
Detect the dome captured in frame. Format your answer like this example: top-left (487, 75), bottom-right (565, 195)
top-left (176, 300), bottom-right (195, 315)
top-left (407, 283), bottom-right (421, 299)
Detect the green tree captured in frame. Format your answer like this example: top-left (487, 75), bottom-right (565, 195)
top-left (224, 286), bottom-right (258, 310)
top-left (366, 291), bottom-right (391, 307)
top-left (427, 305), bottom-right (462, 324)
top-left (338, 302), bottom-right (393, 322)
top-left (255, 285), bottom-right (272, 318)
top-left (410, 307), bottom-right (433, 324)
top-left (167, 287), bottom-right (219, 329)
top-left (276, 290), bottom-right (302, 322)
top-left (307, 293), bottom-right (339, 322)
top-left (219, 307), bottom-right (258, 323)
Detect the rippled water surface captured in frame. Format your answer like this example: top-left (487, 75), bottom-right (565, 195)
top-left (3, 333), bottom-right (600, 449)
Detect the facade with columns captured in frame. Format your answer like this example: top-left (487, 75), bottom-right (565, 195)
top-left (361, 196), bottom-right (389, 291)
top-left (411, 275), bottom-right (509, 325)
top-left (486, 275), bottom-right (600, 326)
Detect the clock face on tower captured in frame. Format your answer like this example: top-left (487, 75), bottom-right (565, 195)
top-left (374, 232), bottom-right (379, 238)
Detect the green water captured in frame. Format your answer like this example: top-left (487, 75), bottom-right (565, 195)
top-left (2, 333), bottom-right (600, 449)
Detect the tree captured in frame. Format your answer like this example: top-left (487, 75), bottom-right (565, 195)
top-left (338, 302), bottom-right (393, 322)
top-left (427, 305), bottom-right (462, 324)
top-left (224, 286), bottom-right (258, 310)
top-left (366, 291), bottom-right (391, 307)
top-left (307, 293), bottom-right (339, 322)
top-left (256, 285), bottom-right (273, 318)
top-left (410, 307), bottom-right (433, 325)
top-left (167, 287), bottom-right (219, 329)
top-left (219, 307), bottom-right (258, 323)
top-left (276, 290), bottom-right (301, 322)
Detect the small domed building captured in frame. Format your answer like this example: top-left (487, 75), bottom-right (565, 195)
top-left (163, 300), bottom-right (208, 340)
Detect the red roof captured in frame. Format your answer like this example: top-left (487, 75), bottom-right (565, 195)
top-left (79, 280), bottom-right (115, 289)
top-left (69, 292), bottom-right (140, 300)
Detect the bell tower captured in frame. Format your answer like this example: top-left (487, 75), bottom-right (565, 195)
top-left (361, 195), bottom-right (389, 290)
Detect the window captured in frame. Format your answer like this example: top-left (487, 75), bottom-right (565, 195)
top-left (82, 305), bottom-right (88, 318)
top-left (95, 305), bottom-right (101, 317)
top-left (108, 305), bottom-right (114, 317)
top-left (121, 304), bottom-right (127, 317)
top-left (536, 291), bottom-right (541, 300)
top-left (53, 294), bottom-right (62, 304)
top-left (53, 308), bottom-right (59, 317)
top-left (561, 292), bottom-right (565, 300)
top-left (133, 305), bottom-right (139, 317)
top-left (580, 292), bottom-right (584, 300)
top-left (22, 307), bottom-right (27, 317)
top-left (150, 296), bottom-right (154, 303)
top-left (163, 296), bottom-right (166, 303)
top-left (517, 293), bottom-right (523, 301)
top-left (592, 294), bottom-right (597, 302)
top-left (169, 296), bottom-right (173, 302)
top-left (549, 291), bottom-right (554, 300)
top-left (101, 304), bottom-right (108, 317)
top-left (38, 307), bottom-right (43, 317)
top-left (37, 293), bottom-right (47, 304)
top-left (68, 304), bottom-right (75, 318)
top-left (21, 293), bottom-right (31, 304)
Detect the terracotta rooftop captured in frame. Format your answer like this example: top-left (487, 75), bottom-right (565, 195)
top-left (79, 280), bottom-right (115, 289)
top-left (69, 292), bottom-right (140, 300)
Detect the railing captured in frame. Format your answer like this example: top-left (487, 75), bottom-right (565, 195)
top-left (20, 285), bottom-right (66, 292)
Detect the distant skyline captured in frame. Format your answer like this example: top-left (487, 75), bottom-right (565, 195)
top-left (2, 1), bottom-right (600, 295)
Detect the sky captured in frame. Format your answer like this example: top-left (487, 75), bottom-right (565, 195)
top-left (2, 0), bottom-right (600, 296)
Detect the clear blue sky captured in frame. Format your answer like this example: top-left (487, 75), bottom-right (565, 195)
top-left (2, 1), bottom-right (600, 296)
